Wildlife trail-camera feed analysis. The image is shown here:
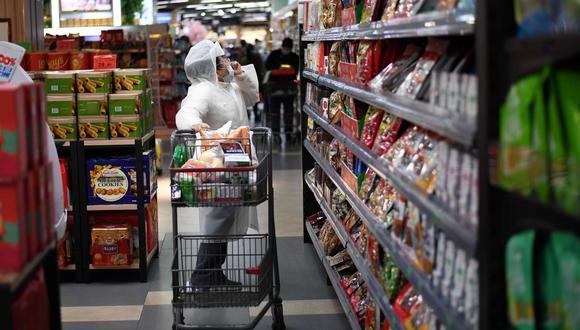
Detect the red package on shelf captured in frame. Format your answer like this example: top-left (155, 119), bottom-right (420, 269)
top-left (91, 224), bottom-right (133, 267)
top-left (59, 158), bottom-right (69, 209)
top-left (35, 82), bottom-right (48, 163)
top-left (146, 196), bottom-right (159, 254)
top-left (0, 179), bottom-right (28, 271)
top-left (393, 283), bottom-right (419, 322)
top-left (361, 107), bottom-right (384, 149)
top-left (0, 84), bottom-right (28, 179)
top-left (372, 113), bottom-right (403, 156)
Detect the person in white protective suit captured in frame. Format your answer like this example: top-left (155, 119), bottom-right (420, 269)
top-left (175, 40), bottom-right (260, 288)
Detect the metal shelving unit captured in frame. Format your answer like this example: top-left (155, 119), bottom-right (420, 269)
top-left (74, 132), bottom-right (158, 282)
top-left (304, 104), bottom-right (476, 255)
top-left (302, 69), bottom-right (476, 145)
top-left (305, 221), bottom-right (362, 330)
top-left (302, 9), bottom-right (474, 41)
top-left (304, 140), bottom-right (472, 330)
top-left (304, 175), bottom-right (403, 330)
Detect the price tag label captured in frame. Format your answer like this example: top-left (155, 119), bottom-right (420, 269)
top-left (93, 54), bottom-right (117, 70)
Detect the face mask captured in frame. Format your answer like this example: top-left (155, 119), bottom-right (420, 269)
top-left (223, 65), bottom-right (234, 83)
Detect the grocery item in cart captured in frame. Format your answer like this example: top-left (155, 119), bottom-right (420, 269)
top-left (91, 225), bottom-right (133, 267)
top-left (46, 94), bottom-right (75, 117)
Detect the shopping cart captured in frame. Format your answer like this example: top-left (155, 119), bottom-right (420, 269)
top-left (169, 128), bottom-right (285, 330)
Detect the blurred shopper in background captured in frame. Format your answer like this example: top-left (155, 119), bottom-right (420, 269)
top-left (265, 38), bottom-right (299, 136)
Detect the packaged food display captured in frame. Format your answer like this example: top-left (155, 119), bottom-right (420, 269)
top-left (369, 43), bottom-right (422, 92)
top-left (114, 69), bottom-right (149, 91)
top-left (109, 92), bottom-right (142, 115)
top-left (371, 113), bottom-right (403, 156)
top-left (48, 117), bottom-right (77, 141)
top-left (46, 52), bottom-right (69, 71)
top-left (78, 116), bottom-right (109, 140)
top-left (46, 94), bottom-right (75, 117)
top-left (77, 93), bottom-right (108, 116)
top-left (361, 107), bottom-right (384, 149)
top-left (28, 52), bottom-right (47, 71)
top-left (76, 71), bottom-right (112, 93)
top-left (109, 115), bottom-right (143, 138)
top-left (381, 0), bottom-right (400, 21)
top-left (69, 50), bottom-right (90, 70)
top-left (396, 39), bottom-right (449, 99)
top-left (44, 71), bottom-right (75, 94)
top-left (361, 0), bottom-right (382, 23)
top-left (86, 151), bottom-right (157, 205)
top-left (91, 225), bottom-right (133, 267)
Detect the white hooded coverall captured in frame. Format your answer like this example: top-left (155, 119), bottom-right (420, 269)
top-left (175, 40), bottom-right (260, 236)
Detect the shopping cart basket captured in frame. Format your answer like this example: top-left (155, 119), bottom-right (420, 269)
top-left (169, 127), bottom-right (285, 330)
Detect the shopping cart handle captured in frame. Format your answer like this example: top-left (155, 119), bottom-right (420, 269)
top-left (245, 266), bottom-right (261, 275)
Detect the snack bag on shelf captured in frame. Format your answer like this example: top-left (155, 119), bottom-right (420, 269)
top-left (450, 249), bottom-right (467, 312)
top-left (438, 0), bottom-right (459, 10)
top-left (381, 0), bottom-right (400, 21)
top-left (395, 0), bottom-right (427, 18)
top-left (391, 195), bottom-right (408, 240)
top-left (361, 0), bottom-right (382, 23)
top-left (361, 107), bottom-right (384, 149)
top-left (368, 179), bottom-right (397, 222)
top-left (405, 299), bottom-right (434, 330)
top-left (357, 41), bottom-right (382, 85)
top-left (383, 254), bottom-right (404, 300)
top-left (371, 113), bottom-right (403, 156)
top-left (554, 70), bottom-right (580, 216)
top-left (465, 257), bottom-right (479, 327)
top-left (359, 169), bottom-right (379, 202)
top-left (396, 38), bottom-right (449, 99)
top-left (369, 43), bottom-right (422, 92)
top-left (499, 68), bottom-right (548, 195)
top-left (506, 231), bottom-right (536, 330)
top-left (549, 232), bottom-right (580, 330)
top-left (329, 42), bottom-right (342, 76)
top-left (393, 283), bottom-right (419, 321)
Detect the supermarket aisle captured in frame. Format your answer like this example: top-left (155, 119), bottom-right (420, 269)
top-left (60, 149), bottom-right (351, 330)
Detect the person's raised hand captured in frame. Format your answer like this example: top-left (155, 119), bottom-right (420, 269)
top-left (191, 123), bottom-right (210, 132)
top-left (231, 61), bottom-right (244, 76)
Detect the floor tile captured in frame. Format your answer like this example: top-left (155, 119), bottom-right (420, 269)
top-left (63, 321), bottom-right (138, 330)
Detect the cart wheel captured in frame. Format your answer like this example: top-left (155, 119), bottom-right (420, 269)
top-left (271, 303), bottom-right (286, 330)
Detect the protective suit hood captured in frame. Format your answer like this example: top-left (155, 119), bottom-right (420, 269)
top-left (184, 39), bottom-right (225, 84)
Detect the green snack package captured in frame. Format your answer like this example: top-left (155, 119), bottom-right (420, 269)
top-left (173, 144), bottom-right (187, 168)
top-left (538, 234), bottom-right (562, 330)
top-left (78, 116), bottom-right (109, 140)
top-left (499, 69), bottom-right (548, 195)
top-left (77, 93), bottom-right (108, 116)
top-left (45, 72), bottom-right (75, 94)
top-left (48, 117), bottom-right (77, 141)
top-left (46, 94), bottom-right (75, 117)
top-left (179, 179), bottom-right (195, 206)
top-left (109, 92), bottom-right (142, 115)
top-left (531, 85), bottom-right (549, 202)
top-left (549, 232), bottom-right (580, 330)
top-left (110, 115), bottom-right (142, 138)
top-left (506, 230), bottom-right (536, 330)
top-left (554, 71), bottom-right (580, 215)
top-left (77, 71), bottom-right (112, 94)
top-left (546, 75), bottom-right (568, 209)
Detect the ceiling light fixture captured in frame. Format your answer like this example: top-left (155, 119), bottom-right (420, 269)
top-left (201, 11), bottom-right (206, 16)
top-left (218, 9), bottom-right (225, 15)
top-left (169, 0), bottom-right (190, 3)
top-left (200, 0), bottom-right (222, 3)
top-left (230, 8), bottom-right (237, 13)
top-left (156, 0), bottom-right (169, 4)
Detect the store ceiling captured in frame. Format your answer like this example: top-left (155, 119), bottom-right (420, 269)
top-left (155, 0), bottom-right (271, 24)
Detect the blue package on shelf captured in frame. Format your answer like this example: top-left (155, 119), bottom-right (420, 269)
top-left (87, 150), bottom-right (157, 205)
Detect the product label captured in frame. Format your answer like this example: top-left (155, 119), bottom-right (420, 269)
top-left (46, 78), bottom-right (74, 94)
top-left (109, 98), bottom-right (139, 115)
top-left (47, 100), bottom-right (75, 116)
top-left (93, 168), bottom-right (129, 202)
